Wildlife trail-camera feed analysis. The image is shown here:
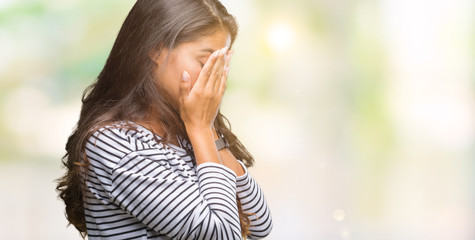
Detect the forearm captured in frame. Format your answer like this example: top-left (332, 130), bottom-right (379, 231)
top-left (212, 130), bottom-right (245, 176)
top-left (186, 126), bottom-right (245, 177)
top-left (186, 127), bottom-right (223, 166)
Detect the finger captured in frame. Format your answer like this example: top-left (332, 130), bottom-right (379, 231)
top-left (193, 49), bottom-right (220, 90)
top-left (208, 48), bottom-right (227, 91)
top-left (226, 49), bottom-right (234, 62)
top-left (224, 50), bottom-right (233, 73)
top-left (223, 49), bottom-right (233, 76)
top-left (215, 49), bottom-right (232, 92)
top-left (208, 47), bottom-right (227, 92)
top-left (179, 71), bottom-right (191, 104)
top-left (223, 50), bottom-right (234, 80)
top-left (218, 66), bottom-right (228, 97)
top-left (227, 51), bottom-right (234, 74)
top-left (221, 49), bottom-right (233, 75)
top-left (219, 52), bottom-right (233, 95)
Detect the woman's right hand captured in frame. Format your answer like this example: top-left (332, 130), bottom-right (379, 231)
top-left (178, 47), bottom-right (233, 132)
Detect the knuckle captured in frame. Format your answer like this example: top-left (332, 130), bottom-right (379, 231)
top-left (204, 91), bottom-right (214, 99)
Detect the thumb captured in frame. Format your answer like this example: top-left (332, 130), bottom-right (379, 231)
top-left (179, 71), bottom-right (191, 103)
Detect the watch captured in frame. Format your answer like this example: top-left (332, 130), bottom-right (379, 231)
top-left (215, 134), bottom-right (230, 151)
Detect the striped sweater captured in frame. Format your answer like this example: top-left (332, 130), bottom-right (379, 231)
top-left (83, 122), bottom-right (273, 239)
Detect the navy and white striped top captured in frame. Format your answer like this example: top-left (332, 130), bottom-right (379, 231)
top-left (83, 122), bottom-right (273, 239)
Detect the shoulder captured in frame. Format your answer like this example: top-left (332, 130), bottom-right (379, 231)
top-left (85, 122), bottom-right (138, 165)
top-left (86, 121), bottom-right (165, 154)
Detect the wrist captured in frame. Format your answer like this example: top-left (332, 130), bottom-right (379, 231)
top-left (185, 124), bottom-right (221, 138)
top-left (186, 126), bottom-right (214, 140)
top-left (185, 125), bottom-right (224, 165)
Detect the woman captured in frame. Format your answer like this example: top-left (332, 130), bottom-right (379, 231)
top-left (56, 0), bottom-right (273, 239)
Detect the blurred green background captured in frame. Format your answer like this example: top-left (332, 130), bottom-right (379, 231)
top-left (0, 0), bottom-right (474, 239)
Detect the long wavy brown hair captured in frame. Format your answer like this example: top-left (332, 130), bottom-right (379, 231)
top-left (55, 0), bottom-right (254, 238)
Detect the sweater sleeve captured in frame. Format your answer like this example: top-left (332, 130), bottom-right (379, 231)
top-left (85, 127), bottom-right (243, 240)
top-left (236, 161), bottom-right (273, 239)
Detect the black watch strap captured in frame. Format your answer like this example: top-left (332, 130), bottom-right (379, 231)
top-left (215, 137), bottom-right (229, 151)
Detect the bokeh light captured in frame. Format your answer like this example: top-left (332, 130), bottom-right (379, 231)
top-left (267, 21), bottom-right (295, 53)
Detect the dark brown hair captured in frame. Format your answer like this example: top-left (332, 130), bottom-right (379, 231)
top-left (56, 0), bottom-right (254, 238)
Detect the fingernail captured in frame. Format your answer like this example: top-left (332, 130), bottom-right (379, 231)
top-left (182, 71), bottom-right (190, 81)
top-left (221, 47), bottom-right (228, 55)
